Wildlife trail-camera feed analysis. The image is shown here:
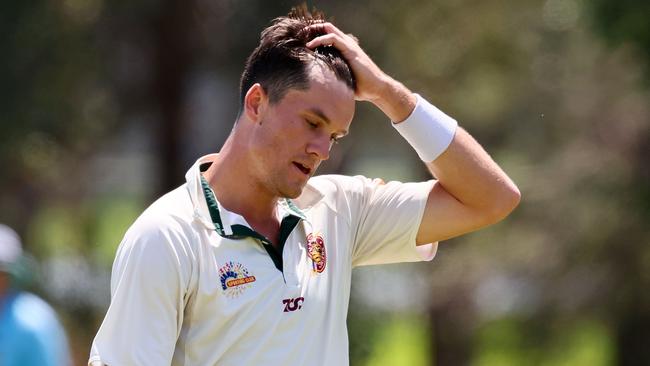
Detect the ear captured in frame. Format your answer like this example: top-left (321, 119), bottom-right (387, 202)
top-left (243, 83), bottom-right (268, 124)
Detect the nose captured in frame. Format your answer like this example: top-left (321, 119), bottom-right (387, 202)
top-left (306, 135), bottom-right (331, 161)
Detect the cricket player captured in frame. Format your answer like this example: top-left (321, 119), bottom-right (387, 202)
top-left (89, 6), bottom-right (520, 366)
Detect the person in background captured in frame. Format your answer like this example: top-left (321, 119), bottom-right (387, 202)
top-left (0, 224), bottom-right (71, 366)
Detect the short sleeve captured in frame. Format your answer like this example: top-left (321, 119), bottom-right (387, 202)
top-left (347, 176), bottom-right (438, 267)
top-left (89, 215), bottom-right (192, 366)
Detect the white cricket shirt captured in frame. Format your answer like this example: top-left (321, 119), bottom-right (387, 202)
top-left (89, 154), bottom-right (437, 366)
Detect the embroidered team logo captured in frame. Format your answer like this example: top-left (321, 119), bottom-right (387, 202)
top-left (307, 232), bottom-right (326, 274)
top-left (219, 261), bottom-right (256, 298)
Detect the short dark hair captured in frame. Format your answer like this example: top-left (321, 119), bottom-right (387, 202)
top-left (239, 5), bottom-right (356, 109)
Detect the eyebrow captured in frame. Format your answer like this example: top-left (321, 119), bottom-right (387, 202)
top-left (307, 107), bottom-right (348, 136)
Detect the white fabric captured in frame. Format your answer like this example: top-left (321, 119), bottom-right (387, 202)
top-left (393, 93), bottom-right (458, 162)
top-left (89, 154), bottom-right (436, 366)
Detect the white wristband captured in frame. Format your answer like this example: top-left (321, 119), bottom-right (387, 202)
top-left (393, 93), bottom-right (458, 162)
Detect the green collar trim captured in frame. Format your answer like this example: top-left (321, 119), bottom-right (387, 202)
top-left (282, 198), bottom-right (307, 220)
top-left (200, 175), bottom-right (303, 273)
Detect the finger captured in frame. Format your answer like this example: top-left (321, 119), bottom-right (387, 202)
top-left (320, 23), bottom-right (358, 45)
top-left (305, 33), bottom-right (341, 49)
top-left (347, 33), bottom-right (359, 45)
top-left (319, 22), bottom-right (348, 38)
top-left (305, 22), bottom-right (347, 39)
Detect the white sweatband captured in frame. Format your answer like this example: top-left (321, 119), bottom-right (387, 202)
top-left (393, 93), bottom-right (458, 162)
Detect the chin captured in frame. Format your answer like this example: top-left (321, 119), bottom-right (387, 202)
top-left (281, 188), bottom-right (303, 199)
top-left (280, 182), bottom-right (307, 199)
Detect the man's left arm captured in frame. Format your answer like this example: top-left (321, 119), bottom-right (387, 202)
top-left (307, 23), bottom-right (521, 245)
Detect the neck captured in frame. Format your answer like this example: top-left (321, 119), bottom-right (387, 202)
top-left (203, 136), bottom-right (278, 224)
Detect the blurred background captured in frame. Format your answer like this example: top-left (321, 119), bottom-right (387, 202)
top-left (1, 0), bottom-right (649, 365)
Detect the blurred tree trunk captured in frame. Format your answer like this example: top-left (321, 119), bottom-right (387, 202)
top-left (613, 163), bottom-right (650, 366)
top-left (616, 307), bottom-right (650, 366)
top-left (589, 4), bottom-right (650, 363)
top-left (612, 255), bottom-right (650, 366)
top-left (152, 0), bottom-right (195, 195)
top-left (606, 131), bottom-right (650, 366)
top-left (429, 292), bottom-right (474, 366)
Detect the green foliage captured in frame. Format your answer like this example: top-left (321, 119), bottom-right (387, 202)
top-left (473, 317), bottom-right (614, 366)
top-left (90, 197), bottom-right (144, 267)
top-left (365, 315), bottom-right (431, 366)
top-left (590, 0), bottom-right (650, 75)
top-left (27, 203), bottom-right (87, 258)
top-left (24, 197), bottom-right (143, 263)
top-left (542, 320), bottom-right (614, 366)
top-left (473, 318), bottom-right (533, 366)
top-left (0, 0), bottom-right (108, 158)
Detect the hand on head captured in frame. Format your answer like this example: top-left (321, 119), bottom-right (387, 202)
top-left (305, 22), bottom-right (389, 102)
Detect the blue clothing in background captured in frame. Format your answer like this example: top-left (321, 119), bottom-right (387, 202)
top-left (0, 291), bottom-right (70, 366)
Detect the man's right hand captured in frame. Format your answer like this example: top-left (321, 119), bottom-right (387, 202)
top-left (305, 22), bottom-right (417, 123)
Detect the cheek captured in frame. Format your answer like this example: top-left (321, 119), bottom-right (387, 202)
top-left (275, 120), bottom-right (309, 149)
top-left (253, 116), bottom-right (308, 160)
top-left (254, 119), bottom-right (284, 149)
top-left (255, 129), bottom-right (293, 166)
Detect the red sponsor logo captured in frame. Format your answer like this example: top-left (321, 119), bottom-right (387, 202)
top-left (282, 297), bottom-right (305, 312)
top-left (225, 276), bottom-right (256, 288)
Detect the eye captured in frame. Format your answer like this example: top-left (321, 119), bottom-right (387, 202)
top-left (305, 119), bottom-right (318, 128)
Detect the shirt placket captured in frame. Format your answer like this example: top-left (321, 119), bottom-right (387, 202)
top-left (200, 175), bottom-right (306, 286)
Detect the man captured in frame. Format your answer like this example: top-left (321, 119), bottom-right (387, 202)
top-left (0, 224), bottom-right (71, 366)
top-left (89, 6), bottom-right (520, 366)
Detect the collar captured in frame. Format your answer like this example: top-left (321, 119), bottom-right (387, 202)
top-left (293, 176), bottom-right (339, 215)
top-left (185, 154), bottom-right (310, 234)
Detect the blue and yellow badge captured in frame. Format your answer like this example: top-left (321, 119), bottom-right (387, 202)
top-left (219, 261), bottom-right (256, 298)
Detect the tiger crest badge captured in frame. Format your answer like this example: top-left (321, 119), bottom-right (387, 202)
top-left (307, 232), bottom-right (326, 274)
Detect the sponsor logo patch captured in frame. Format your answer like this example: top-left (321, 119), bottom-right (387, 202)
top-left (219, 261), bottom-right (256, 298)
top-left (307, 232), bottom-right (326, 274)
top-left (282, 297), bottom-right (305, 312)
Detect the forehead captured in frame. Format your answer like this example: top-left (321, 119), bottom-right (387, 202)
top-left (276, 64), bottom-right (355, 126)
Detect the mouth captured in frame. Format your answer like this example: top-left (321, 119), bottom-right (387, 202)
top-left (293, 162), bottom-right (312, 176)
